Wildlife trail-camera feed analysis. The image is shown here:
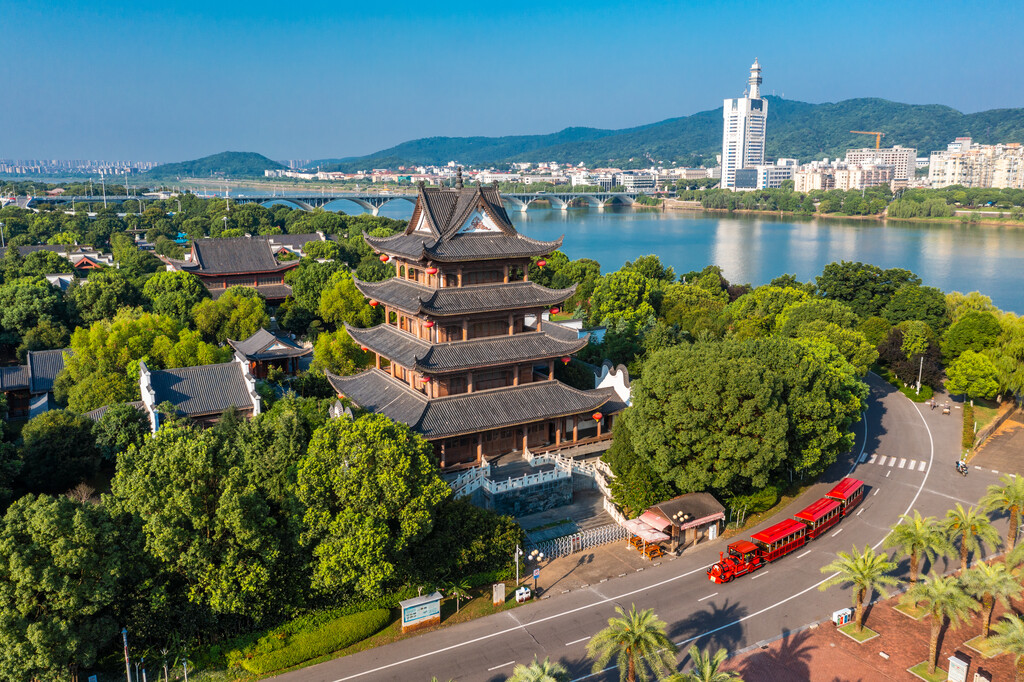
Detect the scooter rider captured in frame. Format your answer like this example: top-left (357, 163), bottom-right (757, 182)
top-left (955, 460), bottom-right (968, 476)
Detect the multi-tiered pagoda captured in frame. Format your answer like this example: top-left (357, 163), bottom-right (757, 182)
top-left (328, 179), bottom-right (623, 469)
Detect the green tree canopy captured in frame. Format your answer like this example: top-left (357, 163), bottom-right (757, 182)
top-left (192, 286), bottom-right (270, 343)
top-left (19, 250), bottom-right (73, 277)
top-left (0, 276), bottom-right (68, 348)
top-left (303, 240), bottom-right (342, 260)
top-left (296, 415), bottom-right (450, 597)
top-left (142, 270), bottom-right (210, 323)
top-left (54, 309), bottom-right (230, 412)
top-left (18, 410), bottom-right (100, 495)
top-left (775, 298), bottom-right (859, 337)
top-left (69, 268), bottom-right (143, 324)
top-left (319, 270), bottom-right (376, 329)
top-left (793, 320), bottom-right (878, 375)
top-left (815, 261), bottom-right (920, 318)
top-left (92, 402), bottom-right (150, 464)
top-left (941, 310), bottom-right (1002, 360)
top-left (0, 495), bottom-right (140, 682)
top-left (882, 283), bottom-right (949, 331)
top-left (945, 350), bottom-right (1000, 400)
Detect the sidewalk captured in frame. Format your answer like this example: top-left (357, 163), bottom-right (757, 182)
top-left (719, 588), bottom-right (1019, 681)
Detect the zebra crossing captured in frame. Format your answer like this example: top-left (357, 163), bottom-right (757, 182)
top-left (863, 453), bottom-right (928, 472)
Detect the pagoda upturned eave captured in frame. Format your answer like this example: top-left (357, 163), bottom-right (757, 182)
top-left (327, 368), bottom-right (618, 440)
top-left (344, 323), bottom-right (589, 373)
top-left (354, 278), bottom-right (577, 317)
top-left (363, 231), bottom-right (564, 263)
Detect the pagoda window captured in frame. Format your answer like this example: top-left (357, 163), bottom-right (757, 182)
top-left (257, 274), bottom-right (282, 285)
top-left (463, 269), bottom-right (503, 286)
top-left (475, 368), bottom-right (511, 391)
top-left (509, 265), bottom-right (525, 281)
top-left (441, 324), bottom-right (462, 342)
top-left (439, 375), bottom-right (466, 396)
top-left (399, 265), bottom-right (406, 277)
top-left (469, 318), bottom-right (508, 339)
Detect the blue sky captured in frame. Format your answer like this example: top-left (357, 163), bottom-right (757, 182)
top-left (2, 0), bottom-right (1021, 162)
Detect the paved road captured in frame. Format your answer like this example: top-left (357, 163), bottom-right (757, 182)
top-left (273, 375), bottom-right (1003, 682)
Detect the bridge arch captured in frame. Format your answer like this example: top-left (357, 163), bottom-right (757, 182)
top-left (321, 198), bottom-right (376, 214)
top-left (259, 199), bottom-right (308, 211)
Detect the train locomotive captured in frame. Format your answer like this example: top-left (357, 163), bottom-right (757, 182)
top-left (706, 477), bottom-right (865, 584)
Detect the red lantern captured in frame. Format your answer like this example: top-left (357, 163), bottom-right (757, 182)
top-left (550, 307), bottom-right (560, 315)
top-left (537, 260), bottom-right (547, 268)
top-left (592, 412), bottom-right (602, 422)
top-left (360, 346), bottom-right (369, 352)
top-left (426, 266), bottom-right (438, 275)
top-left (424, 320), bottom-right (435, 328)
top-left (561, 356), bottom-right (570, 365)
top-left (421, 376), bottom-right (431, 383)
top-left (379, 254), bottom-right (390, 263)
top-left (369, 300), bottom-right (379, 307)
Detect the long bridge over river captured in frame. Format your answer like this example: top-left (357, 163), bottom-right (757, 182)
top-left (14, 191), bottom-right (648, 215)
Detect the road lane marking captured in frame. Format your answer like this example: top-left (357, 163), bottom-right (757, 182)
top-left (886, 471), bottom-right (891, 477)
top-left (751, 571), bottom-right (769, 580)
top-left (565, 636), bottom-right (591, 646)
top-left (869, 454), bottom-right (877, 464)
top-left (487, 661), bottom-right (515, 671)
top-left (873, 489), bottom-right (880, 496)
top-left (918, 461), bottom-right (926, 472)
top-left (856, 508), bottom-right (864, 516)
top-left (898, 458), bottom-right (907, 469)
top-left (860, 453), bottom-right (868, 463)
top-left (975, 466), bottom-right (983, 470)
top-left (698, 593), bottom-right (718, 602)
top-left (831, 528), bottom-right (843, 537)
top-left (796, 550), bottom-right (811, 558)
top-left (887, 457), bottom-right (896, 467)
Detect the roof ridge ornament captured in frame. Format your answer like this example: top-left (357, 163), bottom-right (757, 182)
top-left (455, 166), bottom-right (463, 189)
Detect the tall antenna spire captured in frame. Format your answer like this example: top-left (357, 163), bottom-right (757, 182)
top-left (748, 58), bottom-right (762, 99)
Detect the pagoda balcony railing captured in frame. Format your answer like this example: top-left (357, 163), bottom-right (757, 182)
top-left (525, 432), bottom-right (613, 457)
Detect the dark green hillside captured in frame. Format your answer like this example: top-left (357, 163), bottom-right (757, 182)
top-left (322, 97), bottom-right (1024, 169)
top-left (144, 151), bottom-right (284, 179)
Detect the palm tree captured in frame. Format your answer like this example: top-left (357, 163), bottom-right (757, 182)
top-left (905, 574), bottom-right (975, 675)
top-left (672, 645), bottom-right (742, 681)
top-left (989, 614), bottom-right (1024, 681)
top-left (963, 561), bottom-right (1021, 638)
top-left (445, 578), bottom-right (471, 614)
top-left (982, 474), bottom-right (1024, 552)
top-left (945, 504), bottom-right (1001, 572)
top-left (507, 656), bottom-right (569, 682)
top-left (884, 511), bottom-right (951, 584)
top-left (819, 545), bottom-right (899, 633)
top-left (586, 604), bottom-right (678, 682)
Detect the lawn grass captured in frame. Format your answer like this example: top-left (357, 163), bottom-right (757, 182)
top-left (963, 634), bottom-right (1000, 658)
top-left (893, 602), bottom-right (928, 620)
top-left (908, 662), bottom-right (948, 682)
top-left (973, 401), bottom-right (1000, 433)
top-left (838, 622), bottom-right (879, 642)
top-left (875, 367), bottom-right (933, 402)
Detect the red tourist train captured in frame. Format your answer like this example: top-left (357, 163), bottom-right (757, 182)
top-left (706, 477), bottom-right (865, 583)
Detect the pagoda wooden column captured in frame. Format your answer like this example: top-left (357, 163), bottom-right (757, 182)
top-left (572, 415), bottom-right (578, 442)
top-left (390, 361), bottom-right (396, 378)
top-left (503, 264), bottom-right (509, 283)
top-left (548, 359), bottom-right (554, 380)
top-left (555, 420), bottom-right (562, 445)
top-left (467, 371), bottom-right (474, 393)
top-left (476, 433), bottom-right (483, 461)
top-left (458, 267), bottom-right (463, 287)
top-left (440, 441), bottom-right (447, 468)
top-left (375, 353), bottom-right (381, 369)
top-left (522, 426), bottom-right (528, 452)
top-left (408, 371), bottom-right (415, 389)
top-left (508, 313), bottom-right (514, 335)
top-left (597, 417), bottom-right (603, 438)
top-left (462, 318), bottom-right (468, 340)
top-left (512, 367), bottom-right (519, 386)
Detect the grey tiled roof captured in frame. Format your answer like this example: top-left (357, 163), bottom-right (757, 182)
top-left (363, 185), bottom-right (561, 263)
top-left (187, 238), bottom-right (293, 275)
top-left (150, 362), bottom-right (256, 416)
top-left (327, 369), bottom-right (616, 439)
top-left (227, 328), bottom-right (311, 360)
top-left (26, 349), bottom-right (70, 394)
top-left (345, 324), bottom-right (589, 373)
top-left (0, 365), bottom-right (29, 391)
top-left (354, 278), bottom-right (576, 316)
top-left (83, 401), bottom-right (145, 422)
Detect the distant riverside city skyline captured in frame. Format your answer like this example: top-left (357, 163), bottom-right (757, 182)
top-left (2, 0), bottom-right (1022, 160)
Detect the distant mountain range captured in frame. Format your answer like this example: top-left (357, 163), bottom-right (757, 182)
top-left (144, 151), bottom-right (284, 180)
top-left (146, 97), bottom-right (1024, 177)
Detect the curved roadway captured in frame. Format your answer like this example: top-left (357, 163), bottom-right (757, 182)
top-left (273, 374), bottom-right (1004, 681)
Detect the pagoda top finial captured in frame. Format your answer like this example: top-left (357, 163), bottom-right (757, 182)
top-left (455, 166), bottom-right (463, 189)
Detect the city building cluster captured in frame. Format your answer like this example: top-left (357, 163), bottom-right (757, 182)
top-left (0, 159), bottom-right (159, 176)
top-left (928, 137), bottom-right (1024, 189)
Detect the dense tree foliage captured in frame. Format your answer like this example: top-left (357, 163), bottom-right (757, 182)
top-left (18, 410), bottom-right (100, 495)
top-left (815, 261), bottom-right (920, 319)
top-left (142, 270), bottom-right (210, 323)
top-left (192, 286), bottom-right (270, 343)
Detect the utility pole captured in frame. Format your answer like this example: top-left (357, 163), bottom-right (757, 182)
top-left (916, 355), bottom-right (924, 394)
top-left (121, 628), bottom-right (132, 682)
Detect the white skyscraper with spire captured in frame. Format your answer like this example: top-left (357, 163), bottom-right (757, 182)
top-left (721, 59), bottom-right (768, 189)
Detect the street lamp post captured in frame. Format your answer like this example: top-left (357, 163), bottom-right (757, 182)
top-left (672, 511), bottom-right (692, 553)
top-left (514, 545), bottom-right (524, 585)
top-left (528, 549), bottom-right (545, 594)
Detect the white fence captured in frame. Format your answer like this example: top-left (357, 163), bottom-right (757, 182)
top-left (528, 522), bottom-right (629, 559)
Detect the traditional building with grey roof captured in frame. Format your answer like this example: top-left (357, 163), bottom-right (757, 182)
top-left (139, 355), bottom-right (261, 431)
top-left (159, 236), bottom-right (300, 303)
top-left (328, 181), bottom-right (624, 470)
top-left (227, 328), bottom-right (311, 379)
top-left (0, 348), bottom-right (70, 419)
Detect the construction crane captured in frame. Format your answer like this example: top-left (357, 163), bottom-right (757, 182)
top-left (850, 130), bottom-right (886, 149)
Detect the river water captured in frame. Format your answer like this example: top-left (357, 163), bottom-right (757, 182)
top-left (358, 201), bottom-right (1024, 313)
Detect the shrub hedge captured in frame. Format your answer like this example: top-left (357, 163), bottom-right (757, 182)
top-left (240, 608), bottom-right (391, 674)
top-left (963, 403), bottom-right (976, 451)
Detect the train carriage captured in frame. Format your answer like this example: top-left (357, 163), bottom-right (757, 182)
top-left (825, 477), bottom-right (865, 516)
top-left (750, 518), bottom-right (807, 562)
top-left (794, 497), bottom-right (842, 539)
